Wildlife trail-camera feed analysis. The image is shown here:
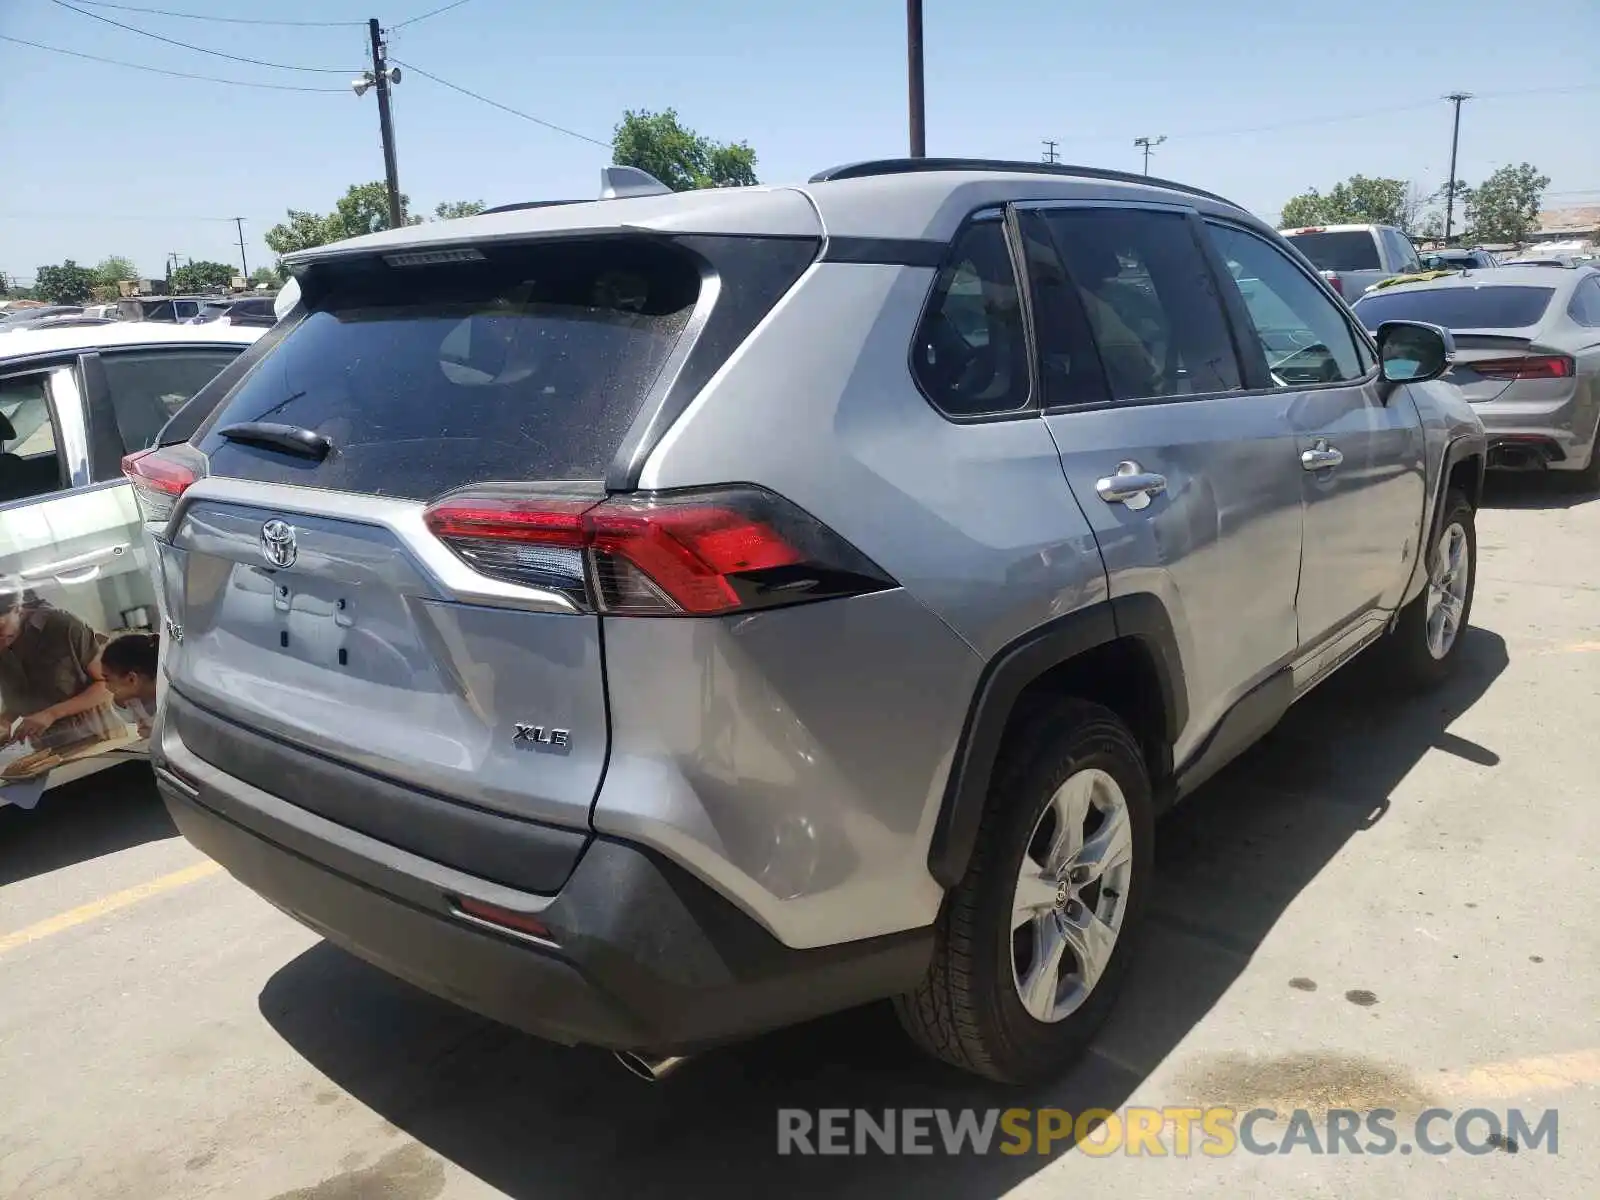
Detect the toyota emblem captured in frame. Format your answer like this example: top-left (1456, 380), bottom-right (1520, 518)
top-left (260, 519), bottom-right (298, 569)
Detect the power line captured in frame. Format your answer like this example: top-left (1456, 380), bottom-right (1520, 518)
top-left (49, 0), bottom-right (358, 73)
top-left (394, 0), bottom-right (476, 30)
top-left (391, 59), bottom-right (610, 147)
top-left (0, 33), bottom-right (350, 91)
top-left (64, 0), bottom-right (365, 25)
top-left (0, 211), bottom-right (273, 221)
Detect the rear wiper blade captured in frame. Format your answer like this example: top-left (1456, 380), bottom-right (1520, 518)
top-left (217, 422), bottom-right (332, 462)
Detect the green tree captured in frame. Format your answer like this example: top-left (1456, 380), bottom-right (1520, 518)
top-left (1279, 175), bottom-right (1415, 230)
top-left (94, 256), bottom-right (138, 287)
top-left (1464, 163), bottom-right (1550, 246)
top-left (434, 200), bottom-right (486, 220)
top-left (329, 181), bottom-right (423, 238)
top-left (248, 266), bottom-right (282, 289)
top-left (34, 260), bottom-right (97, 305)
top-left (612, 108), bottom-right (758, 191)
top-left (169, 261), bottom-right (236, 293)
top-left (264, 209), bottom-right (337, 259)
top-left (264, 183), bottom-right (423, 265)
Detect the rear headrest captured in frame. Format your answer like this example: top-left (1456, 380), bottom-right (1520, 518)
top-left (0, 411), bottom-right (15, 443)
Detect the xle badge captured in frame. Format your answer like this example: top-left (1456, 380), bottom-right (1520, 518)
top-left (514, 724), bottom-right (570, 749)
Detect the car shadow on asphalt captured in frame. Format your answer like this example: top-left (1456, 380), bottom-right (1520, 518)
top-left (259, 627), bottom-right (1509, 1200)
top-left (0, 762), bottom-right (175, 888)
top-left (1480, 473), bottom-right (1596, 511)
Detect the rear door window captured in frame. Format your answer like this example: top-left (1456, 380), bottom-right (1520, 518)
top-left (100, 348), bottom-right (244, 453)
top-left (1284, 231), bottom-right (1382, 272)
top-left (1353, 285), bottom-right (1556, 330)
top-left (0, 372), bottom-right (65, 504)
top-left (197, 238), bottom-right (702, 500)
top-left (1037, 207), bottom-right (1241, 401)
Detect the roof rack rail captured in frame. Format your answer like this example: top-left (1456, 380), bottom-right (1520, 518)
top-left (808, 157), bottom-right (1239, 209)
top-left (479, 199), bottom-right (587, 216)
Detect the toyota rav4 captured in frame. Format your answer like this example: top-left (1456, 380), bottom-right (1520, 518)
top-left (129, 159), bottom-right (1485, 1084)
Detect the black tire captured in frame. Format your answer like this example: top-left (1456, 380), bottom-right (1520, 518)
top-left (1384, 488), bottom-right (1476, 688)
top-left (895, 699), bottom-right (1154, 1083)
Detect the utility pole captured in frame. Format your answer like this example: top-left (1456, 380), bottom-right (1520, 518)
top-left (1443, 93), bottom-right (1472, 245)
top-left (233, 217), bottom-right (249, 283)
top-left (906, 0), bottom-right (925, 158)
top-left (1133, 135), bottom-right (1166, 175)
top-left (1042, 139), bottom-right (1060, 164)
top-left (366, 18), bottom-right (403, 228)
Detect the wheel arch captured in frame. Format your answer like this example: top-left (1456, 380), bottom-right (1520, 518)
top-left (927, 595), bottom-right (1185, 888)
top-left (1405, 433), bottom-right (1485, 606)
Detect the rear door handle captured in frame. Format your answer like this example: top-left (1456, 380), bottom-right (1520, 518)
top-left (1301, 440), bottom-right (1344, 471)
top-left (18, 544), bottom-right (128, 584)
top-left (1095, 461), bottom-right (1168, 511)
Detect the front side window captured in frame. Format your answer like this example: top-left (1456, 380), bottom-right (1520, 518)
top-left (100, 348), bottom-right (243, 453)
top-left (1208, 223), bottom-right (1367, 386)
top-left (1038, 207), bottom-right (1241, 401)
top-left (912, 217), bottom-right (1032, 417)
top-left (0, 372), bottom-right (64, 504)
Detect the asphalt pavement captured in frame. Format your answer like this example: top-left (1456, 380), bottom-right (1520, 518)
top-left (2, 475), bottom-right (1596, 1200)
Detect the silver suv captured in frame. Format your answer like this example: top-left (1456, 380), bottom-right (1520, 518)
top-left (132, 159), bottom-right (1486, 1084)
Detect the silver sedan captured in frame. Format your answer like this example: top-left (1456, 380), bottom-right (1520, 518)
top-left (1353, 263), bottom-right (1600, 488)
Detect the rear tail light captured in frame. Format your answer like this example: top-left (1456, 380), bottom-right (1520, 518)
top-left (1321, 271), bottom-right (1344, 296)
top-left (423, 485), bottom-right (895, 616)
top-left (1470, 354), bottom-right (1575, 381)
top-left (122, 444), bottom-right (206, 524)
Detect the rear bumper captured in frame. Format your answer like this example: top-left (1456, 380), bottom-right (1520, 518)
top-left (1486, 434), bottom-right (1566, 471)
top-left (1477, 395), bottom-right (1597, 471)
top-left (154, 715), bottom-right (931, 1054)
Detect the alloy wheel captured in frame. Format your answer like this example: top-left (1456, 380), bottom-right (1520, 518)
top-left (1009, 767), bottom-right (1134, 1023)
top-left (1425, 522), bottom-right (1470, 660)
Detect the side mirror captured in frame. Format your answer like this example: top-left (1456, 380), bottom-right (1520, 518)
top-left (1376, 320), bottom-right (1454, 398)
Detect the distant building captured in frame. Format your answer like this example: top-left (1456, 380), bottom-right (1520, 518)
top-left (117, 278), bottom-right (169, 297)
top-left (1528, 206), bottom-right (1600, 244)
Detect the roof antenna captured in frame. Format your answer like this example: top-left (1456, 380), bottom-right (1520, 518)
top-left (600, 166), bottom-right (672, 199)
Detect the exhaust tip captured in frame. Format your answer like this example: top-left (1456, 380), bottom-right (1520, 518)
top-left (614, 1050), bottom-right (689, 1082)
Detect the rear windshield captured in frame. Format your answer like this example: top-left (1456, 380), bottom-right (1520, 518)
top-left (197, 238), bottom-right (702, 500)
top-left (1284, 231), bottom-right (1381, 272)
top-left (1353, 285), bottom-right (1556, 330)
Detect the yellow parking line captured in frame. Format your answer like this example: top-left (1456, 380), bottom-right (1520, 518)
top-left (1437, 1049), bottom-right (1600, 1100)
top-left (0, 860), bottom-right (222, 957)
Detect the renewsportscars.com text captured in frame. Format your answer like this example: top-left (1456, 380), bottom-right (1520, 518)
top-left (777, 1107), bottom-right (1559, 1157)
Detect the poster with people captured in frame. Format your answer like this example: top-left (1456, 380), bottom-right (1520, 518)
top-left (0, 586), bottom-right (158, 806)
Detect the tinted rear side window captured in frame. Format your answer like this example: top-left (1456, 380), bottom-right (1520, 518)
top-left (1285, 231), bottom-right (1382, 272)
top-left (1353, 285), bottom-right (1556, 330)
top-left (198, 238), bottom-right (702, 500)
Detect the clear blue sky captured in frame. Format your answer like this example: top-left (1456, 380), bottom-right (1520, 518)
top-left (2, 0), bottom-right (1597, 285)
